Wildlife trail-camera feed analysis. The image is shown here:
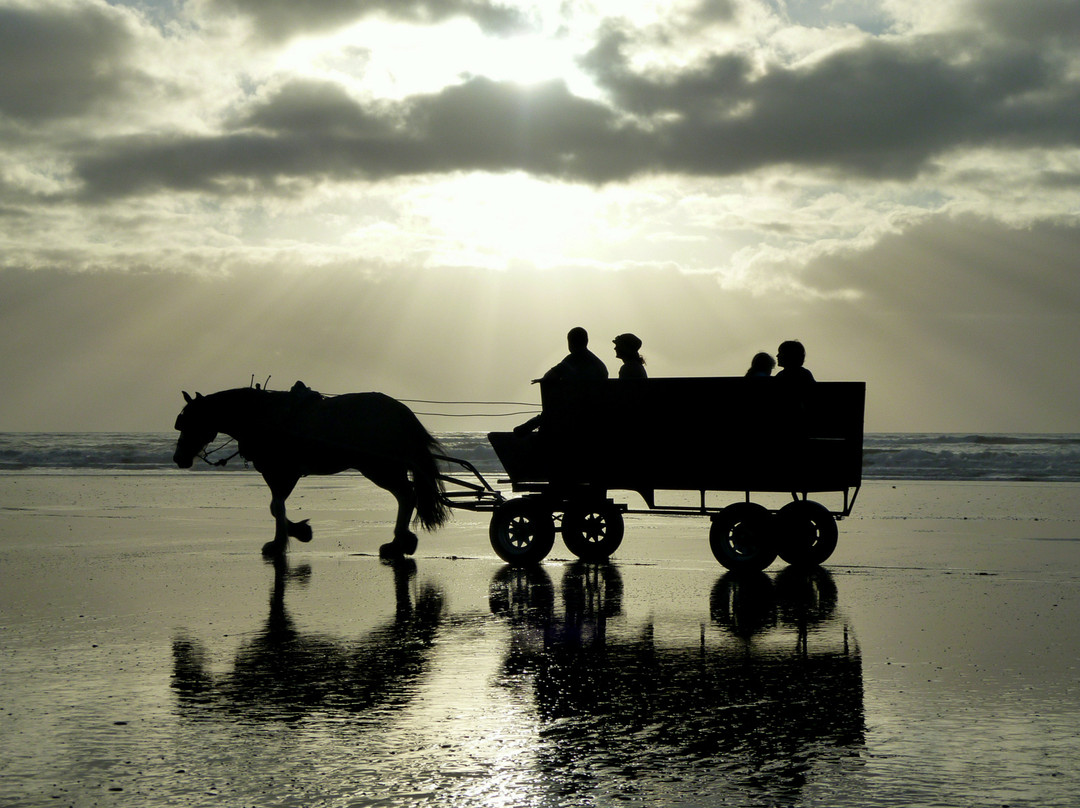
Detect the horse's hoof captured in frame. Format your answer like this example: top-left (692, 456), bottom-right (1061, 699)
top-left (394, 532), bottom-right (419, 555)
top-left (289, 520), bottom-right (313, 543)
top-left (262, 540), bottom-right (287, 558)
top-left (379, 541), bottom-right (404, 561)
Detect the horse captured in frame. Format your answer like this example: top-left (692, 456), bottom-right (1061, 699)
top-left (173, 386), bottom-right (449, 558)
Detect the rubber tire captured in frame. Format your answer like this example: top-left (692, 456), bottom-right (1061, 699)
top-left (709, 502), bottom-right (778, 572)
top-left (489, 498), bottom-right (556, 566)
top-left (775, 500), bottom-right (838, 567)
top-left (561, 503), bottom-right (625, 561)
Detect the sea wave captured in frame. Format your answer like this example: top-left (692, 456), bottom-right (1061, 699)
top-left (1, 432), bottom-right (1079, 482)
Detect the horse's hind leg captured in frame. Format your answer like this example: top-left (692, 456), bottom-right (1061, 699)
top-left (261, 472), bottom-right (304, 557)
top-left (363, 465), bottom-right (418, 559)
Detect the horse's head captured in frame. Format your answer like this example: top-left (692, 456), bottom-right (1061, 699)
top-left (173, 391), bottom-right (218, 469)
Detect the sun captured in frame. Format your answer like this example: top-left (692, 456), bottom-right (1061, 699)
top-left (403, 173), bottom-right (609, 269)
top-left (273, 16), bottom-right (595, 100)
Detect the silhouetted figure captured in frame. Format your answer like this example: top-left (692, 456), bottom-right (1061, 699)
top-left (613, 333), bottom-right (647, 379)
top-left (775, 340), bottom-right (815, 383)
top-left (516, 327), bottom-right (608, 433)
top-left (745, 352), bottom-right (775, 377)
top-left (173, 386), bottom-right (448, 560)
top-left (535, 327), bottom-right (609, 384)
top-left (289, 379), bottom-right (323, 405)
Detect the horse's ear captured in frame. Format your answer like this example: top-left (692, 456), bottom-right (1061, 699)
top-left (183, 391), bottom-right (193, 403)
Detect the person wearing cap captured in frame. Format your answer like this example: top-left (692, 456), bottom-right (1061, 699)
top-left (613, 333), bottom-right (647, 379)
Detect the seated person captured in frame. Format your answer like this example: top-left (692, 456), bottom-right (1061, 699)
top-left (517, 327), bottom-right (608, 433)
top-left (613, 333), bottom-right (647, 379)
top-left (745, 352), bottom-right (775, 377)
top-left (535, 326), bottom-right (609, 383)
top-left (775, 340), bottom-right (815, 383)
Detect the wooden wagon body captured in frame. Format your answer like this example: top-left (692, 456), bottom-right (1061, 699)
top-left (444, 377), bottom-right (865, 571)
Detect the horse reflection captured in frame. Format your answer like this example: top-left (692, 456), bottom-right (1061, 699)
top-left (172, 558), bottom-right (443, 721)
top-left (489, 563), bottom-right (863, 803)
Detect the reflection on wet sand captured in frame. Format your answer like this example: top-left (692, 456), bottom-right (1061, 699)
top-left (172, 557), bottom-right (444, 720)
top-left (166, 558), bottom-right (862, 805)
top-left (490, 563), bottom-right (864, 803)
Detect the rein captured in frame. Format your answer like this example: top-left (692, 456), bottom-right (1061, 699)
top-left (197, 438), bottom-right (242, 467)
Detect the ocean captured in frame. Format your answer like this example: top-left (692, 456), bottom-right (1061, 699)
top-left (1, 431), bottom-right (1079, 482)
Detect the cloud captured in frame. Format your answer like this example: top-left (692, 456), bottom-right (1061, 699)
top-left (201, 0), bottom-right (532, 41)
top-left (581, 22), bottom-right (1080, 178)
top-left (802, 214), bottom-right (1080, 318)
top-left (53, 9), bottom-right (1077, 202)
top-left (71, 77), bottom-right (646, 198)
top-left (975, 0), bottom-right (1080, 44)
top-left (0, 1), bottom-right (145, 122)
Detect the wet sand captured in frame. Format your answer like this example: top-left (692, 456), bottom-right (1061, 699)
top-left (2, 472), bottom-right (1080, 807)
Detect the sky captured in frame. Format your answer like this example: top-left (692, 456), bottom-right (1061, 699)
top-left (1, 0), bottom-right (1078, 434)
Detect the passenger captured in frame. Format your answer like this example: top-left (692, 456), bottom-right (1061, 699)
top-left (516, 327), bottom-right (609, 433)
top-left (745, 352), bottom-right (775, 377)
top-left (613, 333), bottom-right (647, 379)
top-left (775, 340), bottom-right (815, 383)
top-left (534, 326), bottom-right (609, 383)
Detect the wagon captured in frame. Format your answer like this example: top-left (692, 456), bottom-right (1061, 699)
top-left (439, 377), bottom-right (865, 572)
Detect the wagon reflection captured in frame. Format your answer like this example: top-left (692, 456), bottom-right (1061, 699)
top-left (489, 563), bottom-right (864, 799)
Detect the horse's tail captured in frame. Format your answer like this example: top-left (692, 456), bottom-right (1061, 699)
top-left (411, 424), bottom-right (450, 532)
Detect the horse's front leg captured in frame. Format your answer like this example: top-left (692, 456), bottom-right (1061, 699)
top-left (261, 472), bottom-right (304, 557)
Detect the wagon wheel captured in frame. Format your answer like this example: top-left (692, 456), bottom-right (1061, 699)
top-left (489, 499), bottom-right (556, 566)
top-left (561, 502), bottom-right (625, 562)
top-left (709, 502), bottom-right (778, 572)
top-left (775, 500), bottom-right (838, 567)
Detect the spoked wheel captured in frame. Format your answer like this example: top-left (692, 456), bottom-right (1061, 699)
top-left (775, 500), bottom-right (838, 567)
top-left (489, 498), bottom-right (556, 566)
top-left (709, 502), bottom-right (778, 572)
top-left (561, 502), bottom-right (625, 562)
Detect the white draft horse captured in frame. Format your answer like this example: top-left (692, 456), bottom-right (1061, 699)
top-left (173, 386), bottom-right (449, 558)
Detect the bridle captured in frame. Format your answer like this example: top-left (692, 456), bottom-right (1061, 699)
top-left (196, 437), bottom-right (241, 467)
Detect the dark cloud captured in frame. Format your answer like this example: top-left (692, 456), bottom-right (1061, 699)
top-left (581, 26), bottom-right (1080, 178)
top-left (0, 3), bottom-right (143, 121)
top-left (688, 0), bottom-right (740, 25)
top-left (29, 0), bottom-right (1075, 200)
top-left (802, 215), bottom-right (1080, 318)
top-left (72, 22), bottom-right (1080, 200)
top-left (204, 0), bottom-right (532, 40)
top-left (977, 0), bottom-right (1080, 44)
top-left (73, 77), bottom-right (647, 198)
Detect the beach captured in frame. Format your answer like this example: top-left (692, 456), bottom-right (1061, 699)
top-left (2, 471), bottom-right (1080, 807)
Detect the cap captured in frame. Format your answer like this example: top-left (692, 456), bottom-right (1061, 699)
top-left (613, 333), bottom-right (642, 352)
